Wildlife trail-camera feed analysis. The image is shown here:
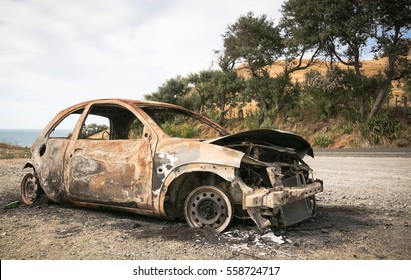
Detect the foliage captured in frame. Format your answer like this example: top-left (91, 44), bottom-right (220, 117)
top-left (144, 76), bottom-right (191, 107)
top-left (222, 12), bottom-right (283, 124)
top-left (162, 122), bottom-right (200, 138)
top-left (301, 67), bottom-right (385, 121)
top-left (342, 123), bottom-right (353, 135)
top-left (244, 114), bottom-right (260, 131)
top-left (366, 0), bottom-right (411, 119)
top-left (223, 12), bottom-right (283, 75)
top-left (83, 123), bottom-right (108, 134)
top-left (187, 70), bottom-right (245, 124)
top-left (360, 115), bottom-right (402, 145)
top-left (303, 67), bottom-right (347, 119)
top-left (281, 0), bottom-right (410, 119)
top-left (314, 133), bottom-right (333, 148)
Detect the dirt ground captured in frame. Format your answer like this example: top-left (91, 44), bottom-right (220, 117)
top-left (0, 154), bottom-right (410, 260)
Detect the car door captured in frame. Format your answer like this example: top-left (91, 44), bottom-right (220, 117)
top-left (64, 103), bottom-right (155, 210)
top-left (36, 108), bottom-right (84, 202)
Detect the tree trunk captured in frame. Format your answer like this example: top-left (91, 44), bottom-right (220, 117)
top-left (367, 80), bottom-right (392, 120)
top-left (353, 64), bottom-right (365, 119)
top-left (368, 58), bottom-right (395, 120)
top-left (368, 25), bottom-right (402, 120)
top-left (218, 96), bottom-right (227, 125)
top-left (257, 92), bottom-right (267, 126)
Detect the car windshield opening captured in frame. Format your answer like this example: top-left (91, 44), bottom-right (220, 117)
top-left (140, 107), bottom-right (228, 139)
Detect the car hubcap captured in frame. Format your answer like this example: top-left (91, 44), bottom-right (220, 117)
top-left (184, 186), bottom-right (233, 233)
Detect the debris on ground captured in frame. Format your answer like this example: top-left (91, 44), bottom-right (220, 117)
top-left (222, 228), bottom-right (291, 252)
top-left (4, 201), bottom-right (20, 209)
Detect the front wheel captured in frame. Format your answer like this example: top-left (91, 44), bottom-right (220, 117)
top-left (184, 185), bottom-right (233, 233)
top-left (306, 195), bottom-right (317, 217)
top-left (21, 173), bottom-right (39, 205)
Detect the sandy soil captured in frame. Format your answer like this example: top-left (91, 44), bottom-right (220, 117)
top-left (0, 155), bottom-right (410, 260)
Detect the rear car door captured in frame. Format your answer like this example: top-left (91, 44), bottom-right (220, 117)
top-left (65, 102), bottom-right (155, 210)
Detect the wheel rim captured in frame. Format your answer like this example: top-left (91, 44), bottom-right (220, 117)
top-left (306, 196), bottom-right (316, 216)
top-left (21, 173), bottom-right (38, 205)
top-left (184, 186), bottom-right (233, 233)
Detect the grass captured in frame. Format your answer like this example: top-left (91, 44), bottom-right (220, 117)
top-left (0, 143), bottom-right (31, 159)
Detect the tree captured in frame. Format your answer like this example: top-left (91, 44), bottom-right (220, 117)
top-left (326, 0), bottom-right (373, 119)
top-left (144, 75), bottom-right (190, 106)
top-left (281, 0), bottom-right (373, 119)
top-left (186, 71), bottom-right (216, 114)
top-left (279, 0), bottom-right (329, 112)
top-left (186, 70), bottom-right (244, 124)
top-left (211, 70), bottom-right (245, 124)
top-left (304, 67), bottom-right (346, 119)
top-left (222, 12), bottom-right (283, 124)
top-left (367, 0), bottom-right (411, 119)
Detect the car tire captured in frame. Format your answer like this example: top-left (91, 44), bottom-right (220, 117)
top-left (21, 173), bottom-right (39, 205)
top-left (184, 185), bottom-right (233, 233)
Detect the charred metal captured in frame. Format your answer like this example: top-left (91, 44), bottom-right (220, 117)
top-left (21, 98), bottom-right (323, 233)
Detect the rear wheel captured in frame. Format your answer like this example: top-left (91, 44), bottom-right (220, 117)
top-left (184, 185), bottom-right (233, 233)
top-left (21, 173), bottom-right (39, 205)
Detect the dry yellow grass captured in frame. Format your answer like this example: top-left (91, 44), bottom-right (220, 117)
top-left (238, 57), bottom-right (391, 80)
top-left (236, 56), bottom-right (409, 108)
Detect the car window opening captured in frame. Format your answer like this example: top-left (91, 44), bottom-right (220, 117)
top-left (80, 105), bottom-right (144, 140)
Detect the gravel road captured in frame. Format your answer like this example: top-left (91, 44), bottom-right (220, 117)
top-left (1, 154), bottom-right (410, 260)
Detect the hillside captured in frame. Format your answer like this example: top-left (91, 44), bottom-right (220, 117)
top-left (237, 57), bottom-right (407, 98)
top-left (233, 57), bottom-right (410, 148)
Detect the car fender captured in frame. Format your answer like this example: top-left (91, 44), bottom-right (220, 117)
top-left (153, 139), bottom-right (244, 189)
top-left (152, 140), bottom-right (244, 214)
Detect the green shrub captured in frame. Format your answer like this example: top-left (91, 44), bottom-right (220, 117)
top-left (360, 115), bottom-right (401, 145)
top-left (162, 122), bottom-right (200, 138)
top-left (244, 115), bottom-right (260, 130)
top-left (343, 123), bottom-right (353, 134)
top-left (314, 133), bottom-right (333, 148)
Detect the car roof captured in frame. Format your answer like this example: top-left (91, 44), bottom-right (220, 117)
top-left (68, 98), bottom-right (183, 109)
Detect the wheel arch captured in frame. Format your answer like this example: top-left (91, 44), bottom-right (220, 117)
top-left (23, 161), bottom-right (35, 170)
top-left (23, 161), bottom-right (41, 182)
top-left (158, 163), bottom-right (236, 219)
top-left (22, 161), bottom-right (45, 193)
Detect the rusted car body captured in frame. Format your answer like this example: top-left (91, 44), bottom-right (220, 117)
top-left (22, 99), bottom-right (323, 232)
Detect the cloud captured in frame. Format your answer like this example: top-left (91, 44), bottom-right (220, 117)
top-left (0, 0), bottom-right (283, 129)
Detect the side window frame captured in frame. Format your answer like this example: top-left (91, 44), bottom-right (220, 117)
top-left (77, 103), bottom-right (147, 141)
top-left (79, 114), bottom-right (111, 140)
top-left (47, 108), bottom-right (85, 140)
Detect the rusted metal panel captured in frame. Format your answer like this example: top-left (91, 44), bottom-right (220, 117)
top-left (154, 139), bottom-right (243, 188)
top-left (65, 138), bottom-right (153, 210)
top-left (243, 182), bottom-right (323, 208)
top-left (36, 139), bottom-right (70, 203)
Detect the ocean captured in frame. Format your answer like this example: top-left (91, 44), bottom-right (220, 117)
top-left (0, 129), bottom-right (42, 147)
top-left (0, 129), bottom-right (75, 147)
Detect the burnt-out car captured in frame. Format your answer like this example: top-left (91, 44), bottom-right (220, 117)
top-left (21, 99), bottom-right (323, 232)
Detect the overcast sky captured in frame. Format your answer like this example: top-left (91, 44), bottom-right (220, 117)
top-left (0, 0), bottom-right (284, 129)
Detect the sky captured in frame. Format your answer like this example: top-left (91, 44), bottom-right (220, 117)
top-left (0, 0), bottom-right (284, 129)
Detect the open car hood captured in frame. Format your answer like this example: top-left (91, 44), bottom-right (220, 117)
top-left (205, 129), bottom-right (314, 159)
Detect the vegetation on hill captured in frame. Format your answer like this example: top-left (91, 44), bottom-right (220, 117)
top-left (145, 0), bottom-right (411, 148)
top-left (0, 143), bottom-right (30, 159)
